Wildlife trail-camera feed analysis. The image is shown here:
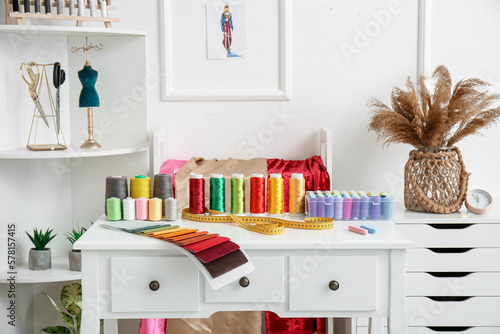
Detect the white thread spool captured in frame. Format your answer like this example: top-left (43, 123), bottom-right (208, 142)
top-left (123, 197), bottom-right (136, 221)
top-left (165, 198), bottom-right (178, 221)
top-left (69, 0), bottom-right (75, 16)
top-left (101, 0), bottom-right (107, 17)
top-left (89, 0), bottom-right (96, 16)
top-left (77, 0), bottom-right (84, 16)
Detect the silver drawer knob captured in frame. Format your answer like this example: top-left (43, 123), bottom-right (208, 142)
top-left (239, 277), bottom-right (250, 288)
top-left (329, 280), bottom-right (339, 291)
top-left (149, 280), bottom-right (160, 291)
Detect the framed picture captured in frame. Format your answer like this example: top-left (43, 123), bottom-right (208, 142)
top-left (160, 0), bottom-right (290, 101)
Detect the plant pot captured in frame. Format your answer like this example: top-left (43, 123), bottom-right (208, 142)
top-left (404, 146), bottom-right (470, 214)
top-left (68, 250), bottom-right (81, 271)
top-left (29, 248), bottom-right (52, 270)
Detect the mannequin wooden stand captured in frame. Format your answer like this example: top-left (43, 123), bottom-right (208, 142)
top-left (4, 0), bottom-right (119, 28)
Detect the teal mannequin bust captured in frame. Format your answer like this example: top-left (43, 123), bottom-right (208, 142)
top-left (78, 65), bottom-right (100, 108)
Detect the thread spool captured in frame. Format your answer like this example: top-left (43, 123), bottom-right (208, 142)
top-left (370, 195), bottom-right (382, 220)
top-left (250, 173), bottom-right (266, 215)
top-left (69, 0), bottom-right (75, 15)
top-left (106, 197), bottom-right (122, 221)
top-left (105, 175), bottom-right (128, 215)
top-left (360, 195), bottom-right (370, 219)
top-left (189, 174), bottom-right (205, 214)
top-left (135, 197), bottom-right (149, 220)
top-left (289, 173), bottom-right (306, 216)
top-left (351, 195), bottom-right (361, 220)
top-left (210, 174), bottom-right (226, 212)
top-left (315, 191), bottom-right (326, 217)
top-left (123, 197), bottom-right (136, 221)
top-left (307, 192), bottom-right (318, 217)
top-left (268, 173), bottom-right (284, 215)
top-left (77, 0), bottom-right (84, 16)
top-left (148, 198), bottom-right (163, 221)
top-left (381, 195), bottom-right (394, 220)
top-left (56, 0), bottom-right (63, 14)
top-left (165, 198), bottom-right (178, 221)
top-left (101, 0), bottom-right (107, 17)
top-left (343, 193), bottom-right (353, 220)
top-left (153, 174), bottom-right (173, 216)
top-left (231, 173), bottom-right (245, 215)
top-left (89, 0), bottom-right (96, 16)
top-left (35, 0), bottom-right (41, 13)
top-left (334, 195), bottom-right (343, 220)
top-left (324, 192), bottom-right (334, 219)
top-left (130, 175), bottom-right (151, 199)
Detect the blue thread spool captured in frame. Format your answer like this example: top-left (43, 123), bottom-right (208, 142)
top-left (324, 192), bottom-right (334, 219)
top-left (370, 195), bottom-right (382, 220)
top-left (360, 195), bottom-right (370, 219)
top-left (381, 195), bottom-right (394, 220)
top-left (351, 195), bottom-right (361, 220)
top-left (334, 195), bottom-right (343, 220)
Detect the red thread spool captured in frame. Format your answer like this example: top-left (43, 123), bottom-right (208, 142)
top-left (189, 174), bottom-right (205, 214)
top-left (250, 173), bottom-right (266, 214)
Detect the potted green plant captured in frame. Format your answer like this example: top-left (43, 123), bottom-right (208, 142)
top-left (42, 282), bottom-right (82, 334)
top-left (26, 228), bottom-right (56, 270)
top-left (66, 226), bottom-right (86, 271)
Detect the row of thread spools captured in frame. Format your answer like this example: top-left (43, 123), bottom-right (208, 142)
top-left (189, 172), bottom-right (306, 216)
top-left (105, 174), bottom-right (177, 221)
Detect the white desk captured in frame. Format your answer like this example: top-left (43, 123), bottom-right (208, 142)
top-left (75, 216), bottom-right (414, 334)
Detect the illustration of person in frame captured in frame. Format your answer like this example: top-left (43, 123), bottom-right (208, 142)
top-left (220, 4), bottom-right (233, 57)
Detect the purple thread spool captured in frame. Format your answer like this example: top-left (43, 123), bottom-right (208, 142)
top-left (343, 196), bottom-right (353, 220)
top-left (351, 196), bottom-right (361, 219)
top-left (360, 195), bottom-right (370, 219)
top-left (308, 195), bottom-right (318, 217)
top-left (334, 196), bottom-right (343, 220)
top-left (370, 195), bottom-right (382, 220)
top-left (317, 196), bottom-right (326, 217)
top-left (324, 194), bottom-right (334, 219)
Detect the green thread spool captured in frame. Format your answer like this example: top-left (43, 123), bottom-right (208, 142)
top-left (107, 197), bottom-right (122, 221)
top-left (231, 173), bottom-right (245, 214)
top-left (210, 174), bottom-right (226, 212)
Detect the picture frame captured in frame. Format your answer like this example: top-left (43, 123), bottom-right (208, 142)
top-left (159, 0), bottom-right (290, 102)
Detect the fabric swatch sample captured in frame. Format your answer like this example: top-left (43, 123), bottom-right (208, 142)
top-left (194, 241), bottom-right (240, 264)
top-left (176, 233), bottom-right (220, 246)
top-left (181, 236), bottom-right (229, 252)
top-left (166, 231), bottom-right (209, 243)
top-left (203, 249), bottom-right (249, 278)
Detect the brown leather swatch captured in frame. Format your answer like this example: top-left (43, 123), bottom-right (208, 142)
top-left (203, 249), bottom-right (249, 278)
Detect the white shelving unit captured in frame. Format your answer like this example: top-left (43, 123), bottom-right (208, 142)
top-left (0, 24), bottom-right (149, 334)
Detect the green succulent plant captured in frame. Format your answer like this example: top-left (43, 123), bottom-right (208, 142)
top-left (42, 283), bottom-right (82, 334)
top-left (66, 226), bottom-right (87, 245)
top-left (26, 228), bottom-right (56, 251)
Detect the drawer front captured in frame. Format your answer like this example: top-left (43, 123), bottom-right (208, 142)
top-left (399, 224), bottom-right (500, 248)
top-left (111, 256), bottom-right (199, 312)
top-left (357, 327), bottom-right (500, 334)
top-left (205, 257), bottom-right (284, 303)
top-left (408, 248), bottom-right (500, 272)
top-left (289, 256), bottom-right (376, 311)
top-left (408, 273), bottom-right (500, 296)
top-left (408, 297), bottom-right (500, 326)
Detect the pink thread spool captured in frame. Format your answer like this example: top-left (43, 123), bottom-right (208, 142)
top-left (135, 197), bottom-right (149, 220)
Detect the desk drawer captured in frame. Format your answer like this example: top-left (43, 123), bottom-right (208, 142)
top-left (408, 248), bottom-right (500, 272)
top-left (407, 273), bottom-right (500, 296)
top-left (205, 257), bottom-right (284, 303)
top-left (357, 327), bottom-right (500, 334)
top-left (408, 297), bottom-right (500, 326)
top-left (289, 256), bottom-right (376, 311)
top-left (111, 256), bottom-right (199, 312)
top-left (399, 224), bottom-right (500, 248)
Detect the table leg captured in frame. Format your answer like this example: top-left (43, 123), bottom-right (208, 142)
top-left (103, 319), bottom-right (119, 334)
top-left (368, 318), bottom-right (383, 334)
top-left (80, 251), bottom-right (101, 334)
top-left (388, 250), bottom-right (408, 334)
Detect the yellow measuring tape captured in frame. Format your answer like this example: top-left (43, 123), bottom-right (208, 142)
top-left (182, 208), bottom-right (334, 235)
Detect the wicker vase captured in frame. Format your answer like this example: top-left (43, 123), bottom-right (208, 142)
top-left (404, 146), bottom-right (470, 214)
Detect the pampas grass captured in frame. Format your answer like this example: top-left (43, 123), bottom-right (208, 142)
top-left (368, 65), bottom-right (500, 148)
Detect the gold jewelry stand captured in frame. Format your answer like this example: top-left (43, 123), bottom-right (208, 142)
top-left (21, 62), bottom-right (67, 151)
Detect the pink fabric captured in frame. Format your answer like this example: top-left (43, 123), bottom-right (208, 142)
top-left (158, 159), bottom-right (188, 196)
top-left (139, 319), bottom-right (166, 334)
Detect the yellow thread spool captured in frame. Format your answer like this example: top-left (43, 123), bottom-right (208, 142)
top-left (268, 173), bottom-right (284, 215)
top-left (148, 197), bottom-right (163, 221)
top-left (130, 175), bottom-right (151, 199)
top-left (289, 173), bottom-right (306, 215)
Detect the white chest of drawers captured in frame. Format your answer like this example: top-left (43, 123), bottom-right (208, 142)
top-left (355, 204), bottom-right (500, 334)
top-left (75, 216), bottom-right (413, 334)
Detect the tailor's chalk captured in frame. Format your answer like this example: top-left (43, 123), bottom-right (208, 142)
top-left (360, 225), bottom-right (376, 234)
top-left (348, 225), bottom-right (368, 235)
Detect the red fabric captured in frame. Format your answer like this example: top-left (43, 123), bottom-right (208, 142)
top-left (194, 241), bottom-right (240, 264)
top-left (265, 312), bottom-right (326, 334)
top-left (181, 236), bottom-right (230, 253)
top-left (267, 156), bottom-right (330, 212)
top-left (223, 17), bottom-right (232, 51)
